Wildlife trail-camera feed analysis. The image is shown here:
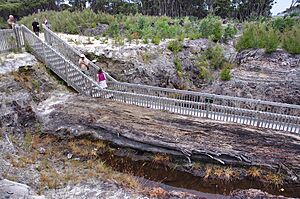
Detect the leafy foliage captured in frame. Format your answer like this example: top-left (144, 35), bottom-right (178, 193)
top-left (283, 25), bottom-right (300, 54)
top-left (236, 22), bottom-right (280, 53)
top-left (236, 17), bottom-right (300, 54)
top-left (220, 64), bottom-right (232, 81)
top-left (205, 44), bottom-right (225, 69)
top-left (198, 15), bottom-right (223, 41)
top-left (20, 11), bottom-right (238, 45)
top-left (167, 40), bottom-right (183, 54)
top-left (223, 24), bottom-right (238, 41)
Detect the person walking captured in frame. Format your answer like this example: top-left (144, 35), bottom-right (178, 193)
top-left (32, 18), bottom-right (40, 36)
top-left (78, 54), bottom-right (89, 75)
top-left (97, 68), bottom-right (107, 89)
top-left (44, 16), bottom-right (50, 29)
top-left (7, 15), bottom-right (15, 29)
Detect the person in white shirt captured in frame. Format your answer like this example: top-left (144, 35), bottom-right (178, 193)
top-left (78, 54), bottom-right (89, 74)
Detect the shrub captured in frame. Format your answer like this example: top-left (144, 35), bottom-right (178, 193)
top-left (152, 35), bottom-right (161, 45)
top-left (236, 22), bottom-right (265, 52)
top-left (167, 40), bottom-right (183, 54)
top-left (272, 16), bottom-right (296, 32)
top-left (223, 24), bottom-right (238, 41)
top-left (263, 27), bottom-right (280, 53)
top-left (282, 26), bottom-right (300, 54)
top-left (199, 15), bottom-right (223, 41)
top-left (220, 66), bottom-right (231, 81)
top-left (174, 57), bottom-right (183, 72)
top-left (106, 22), bottom-right (120, 37)
top-left (199, 66), bottom-right (212, 80)
top-left (205, 44), bottom-right (224, 69)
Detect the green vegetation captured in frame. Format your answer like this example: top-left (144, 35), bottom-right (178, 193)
top-left (205, 44), bottom-right (225, 69)
top-left (223, 24), bottom-right (238, 42)
top-left (283, 25), bottom-right (300, 54)
top-left (199, 15), bottom-right (223, 41)
top-left (174, 56), bottom-right (183, 78)
top-left (20, 10), bottom-right (237, 44)
top-left (220, 64), bottom-right (232, 81)
top-left (168, 40), bottom-right (183, 54)
top-left (196, 43), bottom-right (233, 82)
top-left (236, 16), bottom-right (300, 54)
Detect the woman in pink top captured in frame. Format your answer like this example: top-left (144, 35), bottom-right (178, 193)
top-left (97, 69), bottom-right (107, 89)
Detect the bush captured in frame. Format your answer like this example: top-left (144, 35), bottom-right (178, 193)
top-left (236, 18), bottom-right (300, 54)
top-left (167, 40), bottom-right (183, 54)
top-left (220, 64), bottom-right (232, 81)
top-left (152, 35), bottom-right (161, 45)
top-left (272, 16), bottom-right (296, 32)
top-left (174, 57), bottom-right (183, 72)
top-left (263, 27), bottom-right (280, 53)
top-left (199, 66), bottom-right (212, 80)
top-left (282, 26), bottom-right (300, 54)
top-left (205, 44), bottom-right (224, 69)
top-left (199, 15), bottom-right (223, 41)
top-left (223, 24), bottom-right (238, 41)
top-left (236, 22), bottom-right (265, 52)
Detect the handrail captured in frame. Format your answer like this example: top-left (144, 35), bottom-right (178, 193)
top-left (42, 24), bottom-right (117, 82)
top-left (41, 25), bottom-right (300, 116)
top-left (1, 24), bottom-right (298, 134)
top-left (22, 25), bottom-right (103, 94)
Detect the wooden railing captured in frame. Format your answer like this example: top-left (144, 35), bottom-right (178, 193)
top-left (0, 26), bottom-right (23, 52)
top-left (1, 25), bottom-right (299, 134)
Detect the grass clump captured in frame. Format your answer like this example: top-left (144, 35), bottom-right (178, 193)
top-left (223, 24), bottom-right (238, 41)
top-left (168, 40), bottom-right (183, 54)
top-left (282, 26), bottom-right (300, 54)
top-left (220, 64), bottom-right (232, 81)
top-left (236, 22), bottom-right (280, 53)
top-left (199, 15), bottom-right (223, 41)
top-left (152, 35), bottom-right (161, 45)
top-left (174, 56), bottom-right (183, 78)
top-left (237, 17), bottom-right (300, 54)
top-left (205, 44), bottom-right (225, 69)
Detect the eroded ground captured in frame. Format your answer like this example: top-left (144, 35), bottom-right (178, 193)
top-left (1, 52), bottom-right (299, 198)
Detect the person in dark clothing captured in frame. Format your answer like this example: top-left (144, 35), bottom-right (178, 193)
top-left (32, 18), bottom-right (40, 36)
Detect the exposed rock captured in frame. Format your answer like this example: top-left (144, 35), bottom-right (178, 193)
top-left (204, 49), bottom-right (300, 104)
top-left (37, 93), bottom-right (300, 183)
top-left (0, 52), bottom-right (37, 74)
top-left (59, 32), bottom-right (299, 104)
top-left (44, 180), bottom-right (150, 199)
top-left (0, 179), bottom-right (44, 199)
top-left (230, 189), bottom-right (287, 199)
top-left (82, 24), bottom-right (109, 36)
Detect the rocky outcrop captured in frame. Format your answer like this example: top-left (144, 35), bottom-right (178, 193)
top-left (204, 49), bottom-right (300, 104)
top-left (1, 52), bottom-right (299, 198)
top-left (37, 94), bottom-right (300, 180)
top-left (82, 24), bottom-right (109, 36)
top-left (0, 52), bottom-right (37, 74)
top-left (0, 180), bottom-right (44, 199)
top-left (60, 33), bottom-right (299, 104)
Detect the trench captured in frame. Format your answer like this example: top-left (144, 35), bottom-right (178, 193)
top-left (92, 145), bottom-right (300, 198)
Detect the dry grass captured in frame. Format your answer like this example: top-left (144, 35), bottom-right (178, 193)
top-left (148, 187), bottom-right (169, 198)
top-left (224, 167), bottom-right (235, 181)
top-left (40, 169), bottom-right (60, 189)
top-left (265, 172), bottom-right (284, 187)
top-left (247, 167), bottom-right (262, 178)
top-left (152, 154), bottom-right (171, 164)
top-left (214, 167), bottom-right (223, 178)
top-left (67, 139), bottom-right (107, 157)
top-left (204, 165), bottom-right (213, 179)
top-left (191, 162), bottom-right (201, 170)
